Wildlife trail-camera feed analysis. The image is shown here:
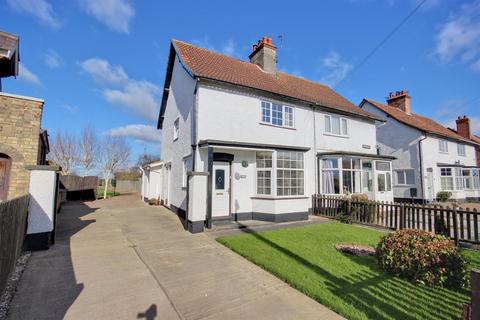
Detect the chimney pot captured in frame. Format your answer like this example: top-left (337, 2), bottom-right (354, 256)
top-left (386, 90), bottom-right (411, 114)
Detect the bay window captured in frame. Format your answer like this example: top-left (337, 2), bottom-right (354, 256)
top-left (342, 158), bottom-right (361, 193)
top-left (256, 151), bottom-right (304, 197)
top-left (260, 101), bottom-right (294, 128)
top-left (440, 168), bottom-right (454, 191)
top-left (455, 168), bottom-right (464, 190)
top-left (473, 169), bottom-right (480, 189)
top-left (322, 159), bottom-right (340, 194)
top-left (277, 151), bottom-right (304, 196)
top-left (463, 169), bottom-right (473, 190)
top-left (256, 152), bottom-right (272, 195)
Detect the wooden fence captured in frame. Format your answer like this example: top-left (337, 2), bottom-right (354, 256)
top-left (0, 195), bottom-right (30, 296)
top-left (59, 175), bottom-right (98, 192)
top-left (312, 194), bottom-right (480, 245)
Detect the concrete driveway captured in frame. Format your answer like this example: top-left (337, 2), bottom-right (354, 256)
top-left (8, 194), bottom-right (342, 320)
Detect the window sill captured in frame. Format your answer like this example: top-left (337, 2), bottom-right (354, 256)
top-left (323, 132), bottom-right (349, 139)
top-left (251, 196), bottom-right (309, 200)
top-left (259, 122), bottom-right (296, 130)
top-left (395, 184), bottom-right (416, 187)
top-left (439, 151), bottom-right (449, 154)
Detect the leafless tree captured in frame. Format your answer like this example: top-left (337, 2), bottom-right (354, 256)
top-left (100, 136), bottom-right (130, 199)
top-left (49, 131), bottom-right (79, 175)
top-left (80, 125), bottom-right (99, 176)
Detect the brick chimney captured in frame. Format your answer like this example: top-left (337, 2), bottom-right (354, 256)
top-left (386, 90), bottom-right (411, 114)
top-left (456, 115), bottom-right (471, 139)
top-left (249, 36), bottom-right (276, 74)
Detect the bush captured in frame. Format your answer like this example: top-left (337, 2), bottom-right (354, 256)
top-left (335, 212), bottom-right (352, 224)
top-left (437, 191), bottom-right (452, 202)
top-left (376, 229), bottom-right (468, 288)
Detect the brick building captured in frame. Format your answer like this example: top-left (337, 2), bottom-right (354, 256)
top-left (0, 30), bottom-right (49, 200)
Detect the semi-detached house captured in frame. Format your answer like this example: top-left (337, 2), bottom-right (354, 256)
top-left (360, 92), bottom-right (480, 202)
top-left (152, 36), bottom-right (396, 233)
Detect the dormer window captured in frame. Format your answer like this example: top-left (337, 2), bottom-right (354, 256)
top-left (260, 101), bottom-right (294, 128)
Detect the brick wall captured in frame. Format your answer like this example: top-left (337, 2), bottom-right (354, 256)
top-left (0, 93), bottom-right (44, 199)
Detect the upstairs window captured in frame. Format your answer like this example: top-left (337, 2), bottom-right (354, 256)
top-left (173, 118), bottom-right (179, 141)
top-left (457, 143), bottom-right (466, 156)
top-left (324, 115), bottom-right (348, 136)
top-left (438, 139), bottom-right (448, 153)
top-left (260, 101), bottom-right (294, 128)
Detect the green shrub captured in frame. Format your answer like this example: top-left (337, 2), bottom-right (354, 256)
top-left (335, 212), bottom-right (352, 224)
top-left (376, 229), bottom-right (468, 288)
top-left (437, 191), bottom-right (452, 202)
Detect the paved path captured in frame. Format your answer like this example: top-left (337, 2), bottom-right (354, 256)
top-left (8, 194), bottom-right (343, 320)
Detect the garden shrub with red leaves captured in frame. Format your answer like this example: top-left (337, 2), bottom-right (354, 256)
top-left (376, 229), bottom-right (468, 288)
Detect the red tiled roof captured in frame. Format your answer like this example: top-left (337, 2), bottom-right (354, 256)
top-left (363, 99), bottom-right (475, 144)
top-left (172, 39), bottom-right (380, 120)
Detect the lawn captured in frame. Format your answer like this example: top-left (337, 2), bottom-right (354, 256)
top-left (217, 223), bottom-right (480, 320)
top-left (96, 187), bottom-right (119, 198)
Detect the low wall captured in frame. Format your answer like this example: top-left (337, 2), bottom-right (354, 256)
top-left (0, 195), bottom-right (29, 296)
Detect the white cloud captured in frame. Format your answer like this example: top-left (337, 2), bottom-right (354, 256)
top-left (104, 81), bottom-right (160, 122)
top-left (80, 58), bottom-right (128, 85)
top-left (44, 50), bottom-right (63, 68)
top-left (192, 37), bottom-right (239, 57)
top-left (435, 1), bottom-right (480, 71)
top-left (80, 58), bottom-right (160, 121)
top-left (6, 0), bottom-right (60, 29)
top-left (18, 63), bottom-right (41, 85)
top-left (80, 0), bottom-right (135, 34)
top-left (61, 104), bottom-right (79, 114)
top-left (106, 124), bottom-right (161, 144)
top-left (318, 51), bottom-right (353, 87)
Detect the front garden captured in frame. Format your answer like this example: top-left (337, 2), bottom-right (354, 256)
top-left (217, 223), bottom-right (480, 320)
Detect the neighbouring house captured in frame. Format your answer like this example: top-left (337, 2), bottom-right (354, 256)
top-left (360, 91), bottom-right (480, 202)
top-left (452, 116), bottom-right (480, 168)
top-left (153, 36), bottom-right (395, 233)
top-left (0, 30), bottom-right (50, 201)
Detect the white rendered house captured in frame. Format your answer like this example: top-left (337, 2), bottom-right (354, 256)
top-left (155, 37), bottom-right (395, 233)
top-left (140, 161), bottom-right (164, 203)
top-left (360, 92), bottom-right (480, 202)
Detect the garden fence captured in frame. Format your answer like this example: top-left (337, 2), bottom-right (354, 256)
top-left (312, 194), bottom-right (480, 245)
top-left (0, 195), bottom-right (29, 296)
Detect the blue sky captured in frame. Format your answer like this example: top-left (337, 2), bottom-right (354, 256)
top-left (1, 0), bottom-right (479, 163)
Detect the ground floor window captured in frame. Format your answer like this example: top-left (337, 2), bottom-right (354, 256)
top-left (321, 157), bottom-right (391, 195)
top-left (182, 157), bottom-right (192, 188)
top-left (255, 151), bottom-right (304, 197)
top-left (256, 152), bottom-right (272, 195)
top-left (473, 169), bottom-right (480, 189)
top-left (395, 169), bottom-right (415, 185)
top-left (440, 168), bottom-right (454, 191)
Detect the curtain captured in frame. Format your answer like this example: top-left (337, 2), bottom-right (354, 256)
top-left (322, 160), bottom-right (335, 194)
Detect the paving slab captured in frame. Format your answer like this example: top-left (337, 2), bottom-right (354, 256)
top-left (7, 194), bottom-right (343, 320)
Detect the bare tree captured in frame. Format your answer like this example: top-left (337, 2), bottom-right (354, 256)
top-left (49, 131), bottom-right (79, 175)
top-left (100, 136), bottom-right (130, 199)
top-left (80, 125), bottom-right (98, 176)
top-left (137, 152), bottom-right (161, 167)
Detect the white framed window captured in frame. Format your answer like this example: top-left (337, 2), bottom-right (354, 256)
top-left (182, 157), bottom-right (192, 188)
top-left (455, 167), bottom-right (464, 190)
top-left (260, 101), bottom-right (294, 128)
top-left (440, 168), bottom-right (454, 191)
top-left (473, 169), bottom-right (480, 190)
top-left (463, 169), bottom-right (474, 190)
top-left (341, 157), bottom-right (361, 194)
top-left (173, 118), bottom-right (179, 141)
top-left (324, 114), bottom-right (348, 136)
top-left (256, 152), bottom-right (272, 195)
top-left (322, 158), bottom-right (340, 194)
top-left (395, 169), bottom-right (415, 185)
top-left (457, 143), bottom-right (466, 156)
top-left (277, 151), bottom-right (304, 196)
top-left (438, 139), bottom-right (448, 153)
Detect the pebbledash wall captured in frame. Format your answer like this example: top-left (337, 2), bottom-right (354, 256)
top-left (0, 92), bottom-right (44, 199)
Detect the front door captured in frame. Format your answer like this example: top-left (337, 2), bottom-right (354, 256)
top-left (212, 161), bottom-right (230, 217)
top-left (374, 161), bottom-right (393, 202)
top-left (425, 168), bottom-right (434, 202)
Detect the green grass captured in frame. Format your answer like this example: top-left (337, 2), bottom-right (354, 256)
top-left (96, 187), bottom-right (119, 198)
top-left (217, 223), bottom-right (480, 320)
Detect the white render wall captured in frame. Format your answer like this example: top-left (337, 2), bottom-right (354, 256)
top-left (161, 56), bottom-right (196, 211)
top-left (362, 102), bottom-right (424, 199)
top-left (27, 170), bottom-right (57, 235)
